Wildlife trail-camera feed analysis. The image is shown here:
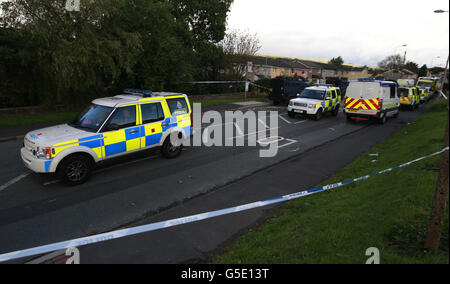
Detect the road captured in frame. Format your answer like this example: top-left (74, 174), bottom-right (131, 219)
top-left (0, 102), bottom-right (429, 263)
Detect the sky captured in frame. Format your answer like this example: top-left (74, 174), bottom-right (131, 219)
top-left (226, 0), bottom-right (449, 68)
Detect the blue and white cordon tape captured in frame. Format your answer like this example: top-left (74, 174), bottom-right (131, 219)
top-left (0, 146), bottom-right (448, 262)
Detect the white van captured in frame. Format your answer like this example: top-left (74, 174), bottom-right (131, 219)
top-left (344, 79), bottom-right (400, 124)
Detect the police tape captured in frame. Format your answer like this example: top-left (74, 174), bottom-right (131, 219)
top-left (0, 146), bottom-right (448, 263)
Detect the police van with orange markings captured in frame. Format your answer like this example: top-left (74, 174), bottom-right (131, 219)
top-left (344, 78), bottom-right (400, 124)
top-left (21, 90), bottom-right (193, 185)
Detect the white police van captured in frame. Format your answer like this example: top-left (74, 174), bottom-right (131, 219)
top-left (344, 79), bottom-right (400, 124)
top-left (21, 90), bottom-right (193, 185)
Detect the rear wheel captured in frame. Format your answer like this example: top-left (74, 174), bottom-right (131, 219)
top-left (332, 105), bottom-right (339, 116)
top-left (393, 108), bottom-right (400, 118)
top-left (379, 113), bottom-right (387, 124)
top-left (58, 154), bottom-right (94, 186)
top-left (161, 135), bottom-right (183, 159)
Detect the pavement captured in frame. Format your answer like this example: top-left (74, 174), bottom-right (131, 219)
top-left (0, 99), bottom-right (431, 263)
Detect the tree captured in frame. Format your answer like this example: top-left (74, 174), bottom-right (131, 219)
top-left (0, 0), bottom-right (234, 107)
top-left (378, 54), bottom-right (404, 70)
top-left (418, 64), bottom-right (428, 77)
top-left (219, 29), bottom-right (261, 79)
top-left (329, 56), bottom-right (344, 67)
top-left (404, 61), bottom-right (419, 74)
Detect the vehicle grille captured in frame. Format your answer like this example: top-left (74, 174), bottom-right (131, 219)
top-left (294, 103), bottom-right (307, 107)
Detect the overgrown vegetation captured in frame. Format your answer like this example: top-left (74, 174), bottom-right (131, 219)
top-left (0, 0), bottom-right (241, 108)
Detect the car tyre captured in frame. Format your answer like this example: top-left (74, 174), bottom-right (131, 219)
top-left (314, 109), bottom-right (323, 121)
top-left (393, 108), bottom-right (400, 118)
top-left (379, 114), bottom-right (387, 124)
top-left (58, 154), bottom-right (94, 186)
top-left (332, 106), bottom-right (339, 116)
top-left (161, 136), bottom-right (182, 159)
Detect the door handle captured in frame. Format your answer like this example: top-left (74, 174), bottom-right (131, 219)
top-left (161, 123), bottom-right (169, 127)
top-left (129, 130), bottom-right (139, 134)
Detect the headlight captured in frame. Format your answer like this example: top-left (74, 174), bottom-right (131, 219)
top-left (308, 104), bottom-right (315, 108)
top-left (36, 147), bottom-right (52, 160)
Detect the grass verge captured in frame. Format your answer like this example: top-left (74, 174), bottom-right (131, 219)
top-left (0, 112), bottom-right (79, 128)
top-left (214, 98), bottom-right (449, 264)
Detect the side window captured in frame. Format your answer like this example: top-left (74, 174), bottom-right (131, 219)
top-left (104, 105), bottom-right (136, 131)
top-left (141, 103), bottom-right (164, 124)
top-left (390, 85), bottom-right (396, 98)
top-left (166, 98), bottom-right (189, 116)
top-left (336, 89), bottom-right (341, 98)
top-left (331, 90), bottom-right (337, 99)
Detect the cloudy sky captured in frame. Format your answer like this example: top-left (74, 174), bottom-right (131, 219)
top-left (226, 0), bottom-right (449, 67)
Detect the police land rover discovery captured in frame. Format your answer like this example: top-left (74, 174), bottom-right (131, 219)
top-left (21, 90), bottom-right (193, 185)
top-left (287, 85), bottom-right (341, 121)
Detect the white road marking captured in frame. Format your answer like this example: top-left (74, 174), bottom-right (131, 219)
top-left (278, 115), bottom-right (292, 124)
top-left (258, 119), bottom-right (269, 129)
top-left (0, 173), bottom-right (30, 193)
top-left (234, 123), bottom-right (244, 135)
top-left (278, 138), bottom-right (298, 149)
top-left (294, 120), bottom-right (307, 124)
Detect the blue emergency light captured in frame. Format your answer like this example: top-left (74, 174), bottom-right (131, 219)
top-left (357, 78), bottom-right (377, 82)
top-left (123, 89), bottom-right (153, 96)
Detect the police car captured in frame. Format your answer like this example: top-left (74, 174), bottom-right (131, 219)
top-left (287, 85), bottom-right (341, 121)
top-left (21, 90), bottom-right (193, 185)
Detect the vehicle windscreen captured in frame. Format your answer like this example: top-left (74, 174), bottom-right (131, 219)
top-left (69, 104), bottom-right (114, 132)
top-left (398, 88), bottom-right (410, 97)
top-left (299, 89), bottom-right (325, 100)
top-left (417, 81), bottom-right (432, 88)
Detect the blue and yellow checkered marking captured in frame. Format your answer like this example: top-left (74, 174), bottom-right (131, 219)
top-left (51, 116), bottom-right (185, 164)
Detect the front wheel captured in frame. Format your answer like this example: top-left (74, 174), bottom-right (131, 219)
top-left (314, 109), bottom-right (323, 121)
top-left (58, 155), bottom-right (94, 186)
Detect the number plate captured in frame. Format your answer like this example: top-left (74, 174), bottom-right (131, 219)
top-left (294, 110), bottom-right (305, 114)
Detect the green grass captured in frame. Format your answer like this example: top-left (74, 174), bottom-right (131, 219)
top-left (0, 112), bottom-right (79, 128)
top-left (0, 97), bottom-right (268, 128)
top-left (214, 98), bottom-right (449, 264)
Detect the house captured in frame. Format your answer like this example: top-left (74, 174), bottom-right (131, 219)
top-left (243, 55), bottom-right (372, 82)
top-left (383, 69), bottom-right (417, 81)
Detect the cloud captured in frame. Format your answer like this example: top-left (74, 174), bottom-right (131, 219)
top-left (227, 0), bottom-right (449, 67)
